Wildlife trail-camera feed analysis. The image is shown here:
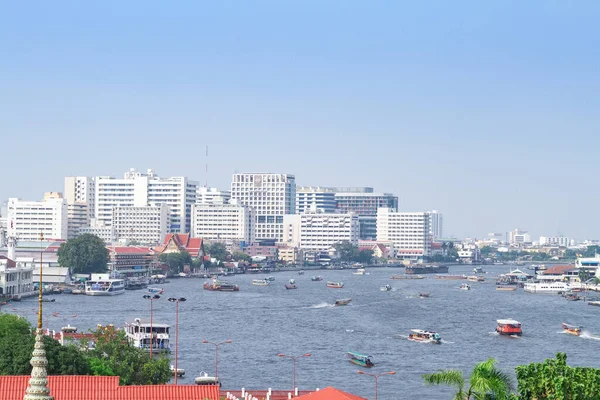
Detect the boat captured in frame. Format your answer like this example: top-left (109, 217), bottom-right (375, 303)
top-left (252, 279), bottom-right (271, 286)
top-left (408, 329), bottom-right (441, 344)
top-left (496, 319), bottom-right (522, 336)
top-left (460, 283), bottom-right (471, 290)
top-left (298, 270), bottom-right (305, 275)
top-left (41, 298), bottom-right (56, 302)
top-left (311, 276), bottom-right (323, 281)
top-left (61, 325), bottom-right (77, 333)
top-left (419, 292), bottom-right (430, 298)
top-left (203, 279), bottom-right (240, 292)
top-left (405, 265), bottom-right (449, 274)
top-left (347, 351), bottom-right (374, 368)
top-left (565, 293), bottom-right (580, 301)
top-left (380, 284), bottom-right (392, 292)
top-left (335, 298), bottom-right (352, 306)
top-left (435, 275), bottom-right (467, 280)
top-left (84, 277), bottom-right (125, 296)
top-left (562, 323), bottom-right (583, 336)
top-left (473, 266), bottom-right (485, 274)
top-left (170, 365), bottom-right (185, 377)
top-left (285, 279), bottom-right (297, 290)
top-left (147, 287), bottom-right (164, 295)
top-left (390, 274), bottom-right (425, 280)
top-left (496, 286), bottom-right (517, 291)
top-left (524, 281), bottom-right (570, 294)
top-left (466, 276), bottom-right (484, 282)
top-left (71, 288), bottom-right (84, 295)
top-left (588, 301), bottom-right (600, 307)
top-left (194, 372), bottom-right (219, 386)
top-left (265, 276), bottom-right (275, 282)
top-left (353, 268), bottom-right (368, 275)
top-left (326, 281), bottom-right (344, 288)
top-left (125, 318), bottom-right (171, 353)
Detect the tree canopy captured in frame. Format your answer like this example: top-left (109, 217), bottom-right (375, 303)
top-left (57, 234), bottom-right (109, 274)
top-left (333, 241), bottom-right (374, 263)
top-left (232, 251), bottom-right (251, 262)
top-left (206, 242), bottom-right (228, 261)
top-left (158, 251), bottom-right (192, 275)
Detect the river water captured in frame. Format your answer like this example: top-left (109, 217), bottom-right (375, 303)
top-left (7, 265), bottom-right (600, 399)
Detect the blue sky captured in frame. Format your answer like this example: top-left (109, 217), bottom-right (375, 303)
top-left (1, 1), bottom-right (599, 240)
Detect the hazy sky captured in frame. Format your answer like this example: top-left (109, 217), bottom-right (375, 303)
top-left (1, 1), bottom-right (599, 240)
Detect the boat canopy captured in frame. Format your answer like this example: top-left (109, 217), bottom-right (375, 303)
top-left (347, 351), bottom-right (370, 360)
top-left (497, 319), bottom-right (520, 325)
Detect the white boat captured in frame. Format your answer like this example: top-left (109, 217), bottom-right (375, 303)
top-left (195, 372), bottom-right (219, 386)
top-left (380, 284), bottom-right (392, 292)
top-left (252, 279), bottom-right (270, 286)
top-left (524, 281), bottom-right (571, 294)
top-left (408, 329), bottom-right (442, 344)
top-left (84, 278), bottom-right (125, 296)
top-left (353, 268), bottom-right (368, 275)
top-left (125, 318), bottom-right (171, 353)
top-left (170, 365), bottom-right (185, 377)
top-left (460, 283), bottom-right (471, 290)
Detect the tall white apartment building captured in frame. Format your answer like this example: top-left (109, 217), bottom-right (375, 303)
top-left (230, 173), bottom-right (296, 241)
top-left (428, 210), bottom-right (443, 239)
top-left (539, 236), bottom-right (572, 247)
top-left (93, 168), bottom-right (198, 233)
top-left (112, 204), bottom-right (170, 245)
top-left (64, 176), bottom-right (96, 220)
top-left (191, 199), bottom-right (253, 243)
top-left (509, 229), bottom-right (531, 245)
top-left (196, 186), bottom-right (231, 204)
top-left (283, 212), bottom-right (359, 252)
top-left (296, 186), bottom-right (336, 214)
top-left (67, 202), bottom-right (89, 239)
top-left (376, 209), bottom-right (431, 260)
top-left (7, 194), bottom-right (68, 241)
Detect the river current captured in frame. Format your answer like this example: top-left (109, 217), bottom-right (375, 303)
top-left (8, 265), bottom-right (600, 399)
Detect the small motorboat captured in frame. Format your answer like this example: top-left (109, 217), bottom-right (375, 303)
top-left (194, 372), bottom-right (219, 386)
top-left (565, 293), bottom-right (580, 301)
top-left (147, 287), bottom-right (164, 295)
top-left (380, 284), bottom-right (392, 292)
top-left (335, 298), bottom-right (352, 306)
top-left (467, 276), bottom-right (484, 282)
top-left (353, 268), bottom-right (368, 275)
top-left (460, 283), bottom-right (471, 290)
top-left (42, 298), bottom-right (56, 303)
top-left (496, 286), bottom-right (517, 291)
top-left (265, 276), bottom-right (276, 282)
top-left (496, 319), bottom-right (522, 336)
top-left (170, 365), bottom-right (185, 377)
top-left (473, 266), bottom-right (485, 274)
top-left (326, 281), bottom-right (344, 288)
top-left (347, 351), bottom-right (374, 368)
top-left (419, 292), bottom-right (430, 298)
top-left (285, 279), bottom-right (297, 289)
top-left (61, 325), bottom-right (77, 333)
top-left (562, 323), bottom-right (583, 336)
top-left (298, 270), bottom-right (305, 275)
top-left (408, 329), bottom-right (441, 344)
top-left (252, 279), bottom-right (270, 286)
top-left (311, 276), bottom-right (323, 281)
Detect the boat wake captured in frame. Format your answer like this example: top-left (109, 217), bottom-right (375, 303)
top-left (440, 339), bottom-right (454, 344)
top-left (580, 331), bottom-right (600, 341)
top-left (346, 329), bottom-right (355, 333)
top-left (309, 302), bottom-right (335, 309)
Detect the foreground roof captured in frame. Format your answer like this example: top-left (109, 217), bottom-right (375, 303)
top-left (0, 376), bottom-right (220, 400)
top-left (295, 386), bottom-right (367, 400)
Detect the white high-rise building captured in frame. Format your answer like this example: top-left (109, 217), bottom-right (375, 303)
top-left (191, 199), bottom-right (253, 243)
top-left (196, 186), bottom-right (231, 204)
top-left (112, 204), bottom-right (170, 245)
top-left (230, 173), bottom-right (296, 241)
top-left (376, 209), bottom-right (431, 260)
top-left (296, 186), bottom-right (336, 214)
top-left (428, 210), bottom-right (443, 239)
top-left (64, 176), bottom-right (96, 220)
top-left (509, 229), bottom-right (531, 245)
top-left (67, 202), bottom-right (89, 239)
top-left (283, 212), bottom-right (359, 252)
top-left (7, 194), bottom-right (68, 241)
top-left (539, 236), bottom-right (571, 247)
top-left (93, 168), bottom-right (198, 233)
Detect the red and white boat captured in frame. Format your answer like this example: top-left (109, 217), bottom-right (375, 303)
top-left (326, 281), bottom-right (344, 288)
top-left (496, 319), bottom-right (522, 336)
top-left (562, 323), bottom-right (583, 336)
top-left (408, 329), bottom-right (442, 344)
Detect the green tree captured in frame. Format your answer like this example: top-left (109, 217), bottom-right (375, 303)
top-left (207, 242), bottom-right (228, 261)
top-left (423, 358), bottom-right (514, 400)
top-left (583, 245), bottom-right (600, 258)
top-left (563, 249), bottom-right (579, 260)
top-left (57, 234), bottom-right (109, 274)
top-left (357, 249), bottom-right (374, 264)
top-left (480, 246), bottom-right (494, 257)
top-left (579, 269), bottom-right (591, 283)
top-left (232, 251), bottom-right (251, 262)
top-left (515, 353), bottom-right (600, 399)
top-left (158, 252), bottom-right (192, 275)
top-left (333, 241), bottom-right (358, 262)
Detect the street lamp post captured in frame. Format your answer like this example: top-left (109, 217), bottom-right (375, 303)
top-left (356, 370), bottom-right (396, 400)
top-left (167, 297), bottom-right (186, 385)
top-left (202, 339), bottom-right (232, 380)
top-left (277, 353), bottom-right (311, 395)
top-left (142, 294), bottom-right (161, 358)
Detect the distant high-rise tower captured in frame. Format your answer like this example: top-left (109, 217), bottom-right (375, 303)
top-left (428, 210), bottom-right (443, 239)
top-left (230, 173), bottom-right (296, 242)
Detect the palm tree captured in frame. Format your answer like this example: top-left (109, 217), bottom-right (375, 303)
top-left (423, 358), bottom-right (514, 400)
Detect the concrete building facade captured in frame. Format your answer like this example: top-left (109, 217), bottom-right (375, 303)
top-left (7, 195), bottom-right (68, 241)
top-left (196, 186), bottom-right (231, 204)
top-left (190, 199), bottom-right (253, 244)
top-left (64, 176), bottom-right (96, 220)
top-left (112, 204), bottom-right (170, 245)
top-left (376, 208), bottom-right (431, 260)
top-left (283, 212), bottom-right (360, 252)
top-left (296, 186), bottom-right (336, 214)
top-left (67, 202), bottom-right (89, 239)
top-left (428, 210), bottom-right (443, 239)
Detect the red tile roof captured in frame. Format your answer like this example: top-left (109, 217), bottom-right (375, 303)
top-left (0, 376), bottom-right (220, 400)
top-left (108, 246), bottom-right (153, 254)
top-left (543, 265), bottom-right (576, 275)
top-left (157, 234), bottom-right (203, 257)
top-left (295, 387), bottom-right (367, 400)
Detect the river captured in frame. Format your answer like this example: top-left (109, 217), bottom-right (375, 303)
top-left (7, 265), bottom-right (600, 399)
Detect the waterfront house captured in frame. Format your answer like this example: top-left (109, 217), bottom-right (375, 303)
top-left (0, 256), bottom-right (34, 299)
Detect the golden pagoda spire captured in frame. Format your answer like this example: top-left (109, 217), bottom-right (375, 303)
top-left (23, 232), bottom-right (53, 400)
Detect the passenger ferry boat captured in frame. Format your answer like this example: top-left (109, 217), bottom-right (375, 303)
top-left (408, 329), bottom-right (442, 344)
top-left (252, 279), bottom-right (270, 286)
top-left (524, 281), bottom-right (570, 294)
top-left (347, 351), bottom-right (374, 368)
top-left (125, 318), bottom-right (171, 353)
top-left (84, 274), bottom-right (125, 296)
top-left (203, 279), bottom-right (239, 292)
top-left (496, 319), bottom-right (522, 336)
top-left (326, 281), bottom-right (344, 288)
top-left (562, 323), bottom-right (583, 336)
